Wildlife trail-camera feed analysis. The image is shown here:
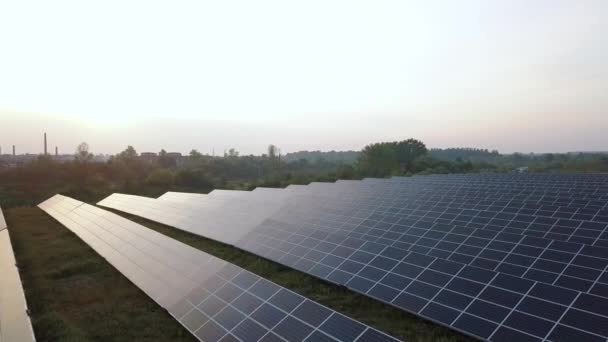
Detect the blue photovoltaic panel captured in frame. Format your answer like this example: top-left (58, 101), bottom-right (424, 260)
top-left (252, 202), bottom-right (608, 297)
top-left (99, 191), bottom-right (291, 245)
top-left (99, 173), bottom-right (608, 342)
top-left (42, 195), bottom-right (399, 342)
top-left (280, 177), bottom-right (608, 246)
top-left (0, 207), bottom-right (37, 342)
top-left (102, 184), bottom-right (608, 296)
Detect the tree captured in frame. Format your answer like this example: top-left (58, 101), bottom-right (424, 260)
top-left (175, 169), bottom-right (213, 189)
top-left (267, 144), bottom-right (281, 169)
top-left (227, 148), bottom-right (239, 158)
top-left (75, 142), bottom-right (93, 163)
top-left (268, 145), bottom-right (278, 160)
top-left (117, 145), bottom-right (138, 163)
top-left (146, 169), bottom-right (174, 187)
top-left (357, 142), bottom-right (398, 177)
top-left (159, 149), bottom-right (177, 168)
top-left (110, 145), bottom-right (144, 185)
top-left (357, 138), bottom-right (428, 176)
top-left (394, 138), bottom-right (427, 172)
top-left (189, 149), bottom-right (203, 160)
top-left (336, 164), bottom-right (355, 179)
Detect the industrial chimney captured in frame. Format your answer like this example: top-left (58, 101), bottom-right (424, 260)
top-left (13, 145), bottom-right (15, 156)
top-left (55, 146), bottom-right (58, 156)
top-left (44, 132), bottom-right (48, 155)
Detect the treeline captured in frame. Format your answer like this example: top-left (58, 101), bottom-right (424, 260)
top-left (283, 150), bottom-right (360, 164)
top-left (1, 139), bottom-right (607, 208)
top-left (427, 148), bottom-right (608, 172)
top-left (428, 148), bottom-right (608, 172)
top-left (512, 152), bottom-right (608, 173)
top-left (429, 148), bottom-right (501, 162)
top-left (0, 143), bottom-right (353, 207)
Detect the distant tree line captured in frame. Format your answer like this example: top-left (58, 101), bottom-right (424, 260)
top-left (429, 148), bottom-right (501, 162)
top-left (1, 139), bottom-right (606, 208)
top-left (283, 150), bottom-right (360, 164)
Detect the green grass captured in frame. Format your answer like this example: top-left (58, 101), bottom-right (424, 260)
top-left (6, 205), bottom-right (475, 342)
top-left (6, 207), bottom-right (197, 342)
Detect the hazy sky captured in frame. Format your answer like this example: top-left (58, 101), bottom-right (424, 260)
top-left (1, 0), bottom-right (606, 155)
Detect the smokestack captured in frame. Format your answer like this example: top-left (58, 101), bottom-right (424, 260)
top-left (44, 132), bottom-right (48, 155)
top-left (13, 145), bottom-right (15, 156)
top-left (55, 146), bottom-right (58, 156)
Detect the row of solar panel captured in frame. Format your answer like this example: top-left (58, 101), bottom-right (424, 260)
top-left (292, 194), bottom-right (607, 223)
top-left (97, 173), bottom-right (608, 341)
top-left (39, 195), bottom-right (400, 342)
top-left (155, 180), bottom-right (608, 257)
top-left (268, 182), bottom-right (608, 246)
top-left (361, 180), bottom-right (608, 193)
top-left (362, 174), bottom-right (608, 187)
top-left (250, 216), bottom-right (608, 296)
top-left (0, 207), bottom-right (36, 342)
top-left (303, 190), bottom-right (608, 213)
top-left (270, 200), bottom-right (608, 247)
top-left (252, 181), bottom-right (608, 292)
top-left (100, 187), bottom-right (608, 299)
top-left (267, 206), bottom-right (608, 272)
top-left (101, 191), bottom-right (608, 339)
top-left (331, 176), bottom-right (608, 201)
top-left (298, 180), bottom-right (608, 211)
top-left (108, 184), bottom-right (608, 292)
top-left (390, 173), bottom-right (608, 184)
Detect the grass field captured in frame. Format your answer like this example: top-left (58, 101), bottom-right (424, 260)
top-left (6, 205), bottom-right (474, 342)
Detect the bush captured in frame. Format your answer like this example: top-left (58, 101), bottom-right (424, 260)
top-left (145, 169), bottom-right (174, 187)
top-left (174, 169), bottom-right (213, 190)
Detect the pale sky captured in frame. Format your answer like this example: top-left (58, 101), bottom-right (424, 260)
top-left (1, 0), bottom-right (607, 155)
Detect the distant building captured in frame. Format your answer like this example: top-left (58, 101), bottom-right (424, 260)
top-left (514, 166), bottom-right (529, 173)
top-left (166, 152), bottom-right (185, 167)
top-left (0, 153), bottom-right (38, 168)
top-left (140, 152), bottom-right (158, 157)
top-left (139, 152), bottom-right (159, 164)
top-left (52, 154), bottom-right (76, 163)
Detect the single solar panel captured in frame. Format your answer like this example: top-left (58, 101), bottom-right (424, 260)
top-left (41, 195), bottom-right (399, 342)
top-left (0, 207), bottom-right (37, 342)
top-left (98, 173), bottom-right (608, 342)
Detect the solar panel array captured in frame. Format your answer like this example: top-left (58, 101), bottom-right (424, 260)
top-left (0, 207), bottom-right (37, 342)
top-left (98, 173), bottom-right (608, 342)
top-left (40, 195), bottom-right (400, 342)
top-left (102, 190), bottom-right (290, 245)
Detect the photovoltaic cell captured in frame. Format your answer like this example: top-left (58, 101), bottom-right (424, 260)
top-left (99, 173), bottom-right (608, 341)
top-left (0, 206), bottom-right (37, 342)
top-left (41, 194), bottom-right (399, 342)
